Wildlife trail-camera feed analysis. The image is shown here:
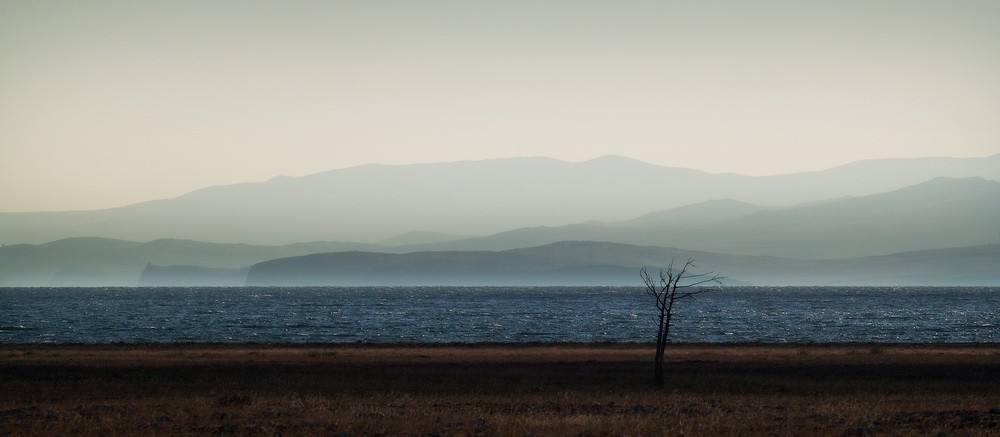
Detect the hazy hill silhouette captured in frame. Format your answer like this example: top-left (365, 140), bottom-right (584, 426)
top-left (3, 175), bottom-right (1000, 286)
top-left (0, 238), bottom-right (381, 286)
top-left (1, 154), bottom-right (997, 245)
top-left (245, 240), bottom-right (1000, 286)
top-left (4, 236), bottom-right (999, 286)
top-left (403, 177), bottom-right (1000, 258)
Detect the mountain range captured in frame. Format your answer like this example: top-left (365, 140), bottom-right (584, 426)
top-left (1, 154), bottom-right (997, 286)
top-left (1, 154), bottom-right (998, 245)
top-left (4, 235), bottom-right (997, 287)
top-left (245, 241), bottom-right (1000, 287)
top-left (402, 177), bottom-right (1000, 259)
top-left (0, 238), bottom-right (379, 286)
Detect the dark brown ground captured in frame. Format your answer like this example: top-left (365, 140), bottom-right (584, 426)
top-left (1, 343), bottom-right (998, 436)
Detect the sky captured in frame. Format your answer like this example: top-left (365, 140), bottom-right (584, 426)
top-left (2, 1), bottom-right (999, 212)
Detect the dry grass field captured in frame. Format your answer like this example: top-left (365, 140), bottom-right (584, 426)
top-left (1, 343), bottom-right (999, 436)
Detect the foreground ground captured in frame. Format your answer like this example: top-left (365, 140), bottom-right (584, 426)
top-left (1, 343), bottom-right (998, 436)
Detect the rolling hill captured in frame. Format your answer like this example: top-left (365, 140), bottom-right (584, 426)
top-left (2, 154), bottom-right (997, 245)
top-left (0, 238), bottom-right (382, 286)
top-left (405, 177), bottom-right (1000, 258)
top-left (245, 240), bottom-right (1000, 286)
top-left (3, 176), bottom-right (999, 286)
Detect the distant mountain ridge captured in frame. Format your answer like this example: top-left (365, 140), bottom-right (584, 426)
top-left (0, 237), bottom-right (382, 286)
top-left (245, 240), bottom-right (1000, 286)
top-left (1, 154), bottom-right (997, 245)
top-left (398, 177), bottom-right (1000, 258)
top-left (3, 175), bottom-right (999, 285)
top-left (4, 236), bottom-right (999, 286)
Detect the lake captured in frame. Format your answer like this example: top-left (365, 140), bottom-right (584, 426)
top-left (1, 286), bottom-right (998, 343)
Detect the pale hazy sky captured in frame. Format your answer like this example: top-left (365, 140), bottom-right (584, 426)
top-left (3, 1), bottom-right (999, 212)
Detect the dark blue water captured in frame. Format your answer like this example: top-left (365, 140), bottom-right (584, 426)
top-left (1, 287), bottom-right (998, 343)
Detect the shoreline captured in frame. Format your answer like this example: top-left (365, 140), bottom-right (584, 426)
top-left (5, 340), bottom-right (1000, 347)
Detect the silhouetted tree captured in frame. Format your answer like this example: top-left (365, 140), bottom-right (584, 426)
top-left (641, 258), bottom-right (723, 386)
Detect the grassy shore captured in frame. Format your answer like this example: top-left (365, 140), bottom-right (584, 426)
top-left (2, 343), bottom-right (999, 436)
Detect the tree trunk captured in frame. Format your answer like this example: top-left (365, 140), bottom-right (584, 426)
top-left (653, 311), bottom-right (666, 386)
top-left (654, 303), bottom-right (674, 387)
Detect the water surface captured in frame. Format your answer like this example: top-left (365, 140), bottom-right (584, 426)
top-left (1, 286), bottom-right (997, 343)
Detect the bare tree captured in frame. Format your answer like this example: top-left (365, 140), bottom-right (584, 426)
top-left (641, 258), bottom-right (723, 386)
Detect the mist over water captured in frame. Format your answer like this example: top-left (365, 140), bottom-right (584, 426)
top-left (2, 287), bottom-right (997, 343)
